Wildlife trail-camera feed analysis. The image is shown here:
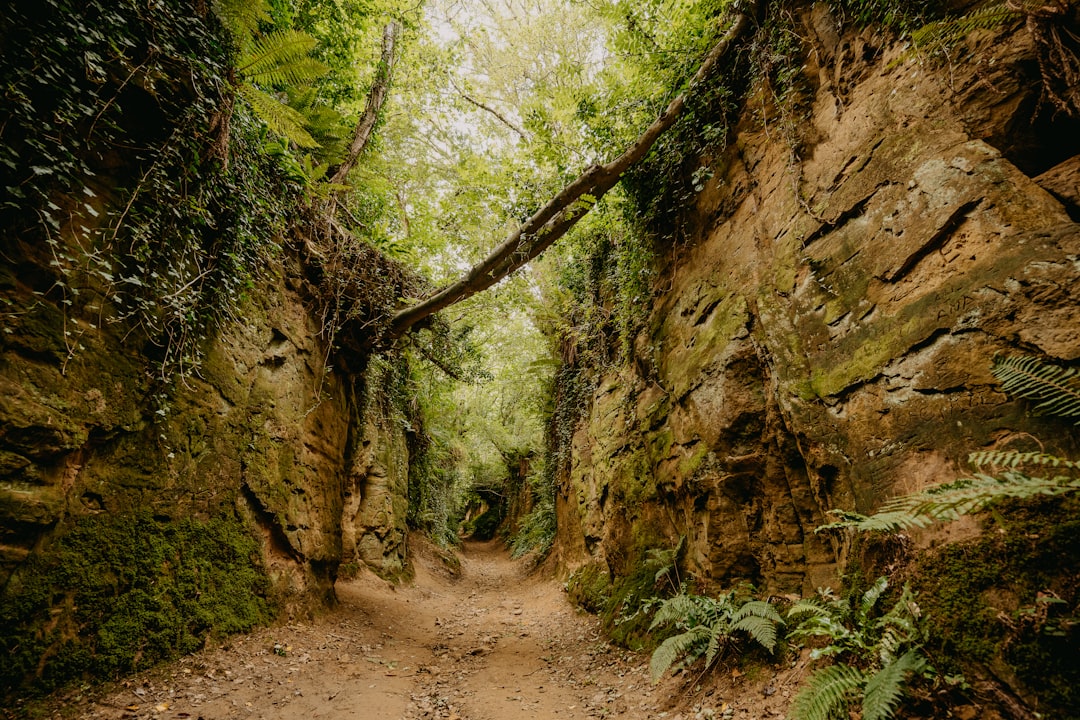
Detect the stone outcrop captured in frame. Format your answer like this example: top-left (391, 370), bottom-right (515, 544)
top-left (0, 248), bottom-right (413, 689)
top-left (555, 11), bottom-right (1080, 596)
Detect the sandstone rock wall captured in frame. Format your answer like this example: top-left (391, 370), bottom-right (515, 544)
top-left (555, 12), bottom-right (1080, 595)
top-left (0, 249), bottom-right (412, 689)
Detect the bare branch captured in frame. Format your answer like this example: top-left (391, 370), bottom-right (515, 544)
top-left (452, 80), bottom-right (529, 139)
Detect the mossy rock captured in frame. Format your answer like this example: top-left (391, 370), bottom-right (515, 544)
top-left (0, 511), bottom-right (274, 698)
top-left (910, 495), bottom-right (1080, 719)
top-left (566, 563), bottom-right (611, 614)
top-left (600, 562), bottom-right (665, 651)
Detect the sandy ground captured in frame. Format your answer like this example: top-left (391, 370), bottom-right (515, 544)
top-left (29, 539), bottom-right (807, 720)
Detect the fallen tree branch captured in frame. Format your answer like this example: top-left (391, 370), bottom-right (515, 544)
top-left (388, 2), bottom-right (758, 338)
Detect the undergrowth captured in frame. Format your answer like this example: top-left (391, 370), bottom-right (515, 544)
top-left (1, 0), bottom-right (299, 380)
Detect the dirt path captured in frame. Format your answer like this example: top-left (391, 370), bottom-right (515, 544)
top-left (52, 539), bottom-right (803, 720)
top-left (63, 540), bottom-right (657, 719)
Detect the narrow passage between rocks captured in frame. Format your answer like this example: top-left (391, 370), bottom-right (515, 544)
top-left (77, 540), bottom-right (664, 720)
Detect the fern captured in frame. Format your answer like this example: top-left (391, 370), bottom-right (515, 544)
top-left (992, 355), bottom-right (1080, 423)
top-left (787, 596), bottom-right (831, 619)
top-left (823, 472), bottom-right (1080, 532)
top-left (212, 0), bottom-right (329, 151)
top-left (649, 592), bottom-right (701, 630)
top-left (791, 664), bottom-right (866, 720)
top-left (212, 0), bottom-right (271, 39)
top-left (862, 650), bottom-right (928, 720)
top-left (648, 587), bottom-right (782, 683)
top-left (644, 536), bottom-right (685, 591)
top-left (860, 577), bottom-right (888, 619)
top-left (970, 449), bottom-right (1080, 470)
top-left (650, 625), bottom-right (711, 682)
top-left (240, 29), bottom-right (327, 88)
top-left (911, 3), bottom-right (1022, 53)
top-left (826, 354), bottom-right (1080, 532)
top-left (730, 613), bottom-right (780, 653)
top-left (788, 580), bottom-right (932, 720)
top-left (238, 83), bottom-right (319, 148)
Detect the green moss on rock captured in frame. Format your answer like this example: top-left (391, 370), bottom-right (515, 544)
top-left (0, 511), bottom-right (273, 696)
top-left (566, 562), bottom-right (611, 614)
top-left (911, 496), bottom-right (1080, 718)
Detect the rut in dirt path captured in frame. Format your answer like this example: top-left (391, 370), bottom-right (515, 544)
top-left (71, 539), bottom-right (662, 720)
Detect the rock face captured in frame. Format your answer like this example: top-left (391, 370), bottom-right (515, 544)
top-left (0, 250), bottom-right (412, 690)
top-left (554, 13), bottom-right (1080, 595)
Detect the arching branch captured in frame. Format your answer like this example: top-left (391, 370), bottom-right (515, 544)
top-left (388, 2), bottom-right (758, 338)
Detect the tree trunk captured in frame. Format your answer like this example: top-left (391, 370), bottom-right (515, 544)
top-left (388, 3), bottom-right (757, 338)
top-left (327, 20), bottom-right (401, 188)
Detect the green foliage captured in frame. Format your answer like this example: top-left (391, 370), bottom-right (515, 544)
top-left (212, 0), bottom-right (270, 39)
top-left (993, 354), bottom-right (1080, 423)
top-left (790, 663), bottom-right (867, 720)
top-left (788, 579), bottom-right (933, 720)
top-left (826, 0), bottom-right (938, 32)
top-left (0, 512), bottom-right (272, 694)
top-left (862, 650), bottom-right (928, 720)
top-left (912, 495), bottom-right (1080, 718)
top-left (823, 355), bottom-right (1080, 532)
top-left (969, 449), bottom-right (1080, 470)
top-left (233, 27), bottom-right (329, 148)
top-left (1, 0), bottom-right (300, 379)
top-left (509, 482), bottom-right (557, 558)
top-left (240, 28), bottom-right (327, 88)
top-left (911, 3), bottom-right (1022, 55)
top-left (643, 536), bottom-right (685, 594)
top-left (407, 428), bottom-right (465, 548)
top-left (822, 471), bottom-right (1080, 532)
top-left (648, 585), bottom-right (782, 683)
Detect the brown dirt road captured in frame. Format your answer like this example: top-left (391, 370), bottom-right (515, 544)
top-left (44, 539), bottom-right (800, 720)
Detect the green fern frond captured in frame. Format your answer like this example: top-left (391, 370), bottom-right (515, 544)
top-left (901, 472), bottom-right (1079, 517)
top-left (645, 536), bottom-right (685, 585)
top-left (705, 624), bottom-right (725, 667)
top-left (825, 472), bottom-right (1080, 532)
top-left (791, 664), bottom-right (867, 720)
top-left (650, 593), bottom-right (701, 630)
top-left (862, 650), bottom-right (928, 720)
top-left (730, 613), bottom-right (780, 653)
top-left (859, 577), bottom-right (888, 620)
top-left (736, 599), bottom-right (783, 622)
top-left (992, 355), bottom-right (1080, 423)
top-left (970, 449), bottom-right (1080, 470)
top-left (650, 625), bottom-right (710, 683)
top-left (240, 29), bottom-right (328, 87)
top-left (817, 508), bottom-right (938, 532)
top-left (787, 597), bottom-right (831, 619)
top-left (875, 626), bottom-right (909, 666)
top-left (238, 83), bottom-right (319, 148)
top-left (787, 593), bottom-right (851, 646)
top-left (912, 3), bottom-right (1021, 51)
top-left (212, 0), bottom-right (271, 39)
top-left (876, 584), bottom-right (918, 628)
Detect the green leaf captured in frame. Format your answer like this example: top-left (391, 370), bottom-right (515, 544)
top-left (992, 355), bottom-right (1080, 423)
top-left (238, 83), bottom-right (319, 148)
top-left (649, 626), bottom-right (710, 683)
top-left (862, 650), bottom-right (927, 720)
top-left (791, 664), bottom-right (866, 720)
